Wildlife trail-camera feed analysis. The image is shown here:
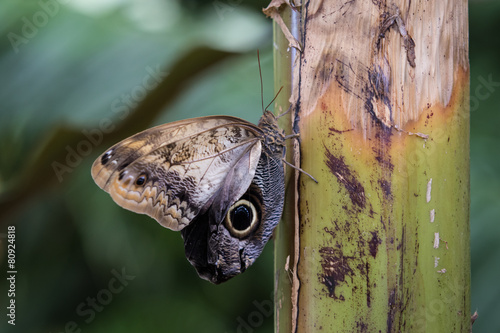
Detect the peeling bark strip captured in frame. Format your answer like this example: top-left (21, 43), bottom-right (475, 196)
top-left (271, 0), bottom-right (470, 332)
top-left (377, 4), bottom-right (416, 67)
top-left (263, 0), bottom-right (302, 51)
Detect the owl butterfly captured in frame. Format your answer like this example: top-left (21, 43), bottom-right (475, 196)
top-left (91, 107), bottom-right (289, 284)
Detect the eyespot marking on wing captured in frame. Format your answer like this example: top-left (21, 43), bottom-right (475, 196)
top-left (101, 150), bottom-right (112, 165)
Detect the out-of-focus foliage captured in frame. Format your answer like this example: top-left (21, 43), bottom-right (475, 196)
top-left (0, 0), bottom-right (498, 332)
top-left (0, 1), bottom-right (275, 332)
top-left (469, 2), bottom-right (500, 332)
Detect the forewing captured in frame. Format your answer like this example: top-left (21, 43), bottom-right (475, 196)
top-left (91, 116), bottom-right (262, 231)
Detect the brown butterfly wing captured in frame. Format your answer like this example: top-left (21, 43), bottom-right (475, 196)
top-left (91, 116), bottom-right (263, 231)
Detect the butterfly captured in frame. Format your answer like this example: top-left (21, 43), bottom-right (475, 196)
top-left (91, 110), bottom-right (287, 284)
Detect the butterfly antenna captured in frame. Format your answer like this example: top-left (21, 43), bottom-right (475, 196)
top-left (258, 50), bottom-right (284, 114)
top-left (265, 86), bottom-right (283, 112)
top-left (258, 50), bottom-right (264, 113)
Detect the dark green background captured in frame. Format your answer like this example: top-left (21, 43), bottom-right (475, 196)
top-left (0, 1), bottom-right (498, 332)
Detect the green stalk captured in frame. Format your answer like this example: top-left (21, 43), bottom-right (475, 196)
top-left (272, 1), bottom-right (470, 331)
